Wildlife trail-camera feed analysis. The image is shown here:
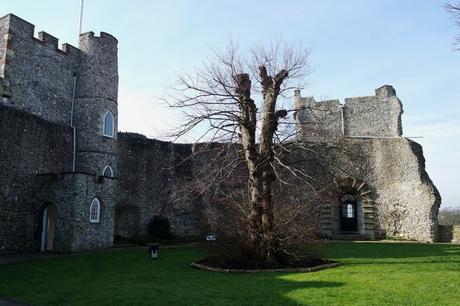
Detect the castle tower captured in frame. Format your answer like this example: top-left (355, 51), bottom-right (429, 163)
top-left (74, 31), bottom-right (118, 176)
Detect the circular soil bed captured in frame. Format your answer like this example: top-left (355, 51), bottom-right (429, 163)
top-left (191, 258), bottom-right (341, 273)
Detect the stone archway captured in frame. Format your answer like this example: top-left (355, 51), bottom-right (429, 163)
top-left (318, 176), bottom-right (376, 240)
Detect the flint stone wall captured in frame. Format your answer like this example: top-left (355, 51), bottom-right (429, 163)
top-left (116, 132), bottom-right (206, 240)
top-left (0, 104), bottom-right (72, 254)
top-left (344, 85), bottom-right (403, 137)
top-left (298, 138), bottom-right (440, 242)
top-left (294, 96), bottom-right (343, 142)
top-left (55, 174), bottom-right (114, 252)
top-left (74, 31), bottom-right (118, 175)
top-left (0, 12), bottom-right (443, 250)
top-left (367, 138), bottom-right (440, 241)
top-left (33, 173), bottom-right (116, 252)
top-left (73, 97), bottom-right (118, 175)
top-left (294, 86), bottom-right (439, 241)
top-left (0, 14), bottom-right (80, 125)
top-left (295, 85), bottom-right (403, 142)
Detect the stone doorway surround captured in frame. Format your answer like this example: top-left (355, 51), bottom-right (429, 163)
top-left (318, 176), bottom-right (376, 240)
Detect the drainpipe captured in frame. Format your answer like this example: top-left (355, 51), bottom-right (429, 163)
top-left (70, 76), bottom-right (77, 172)
top-left (72, 127), bottom-right (76, 172)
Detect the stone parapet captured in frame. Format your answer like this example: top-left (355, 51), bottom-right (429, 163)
top-left (296, 85), bottom-right (403, 142)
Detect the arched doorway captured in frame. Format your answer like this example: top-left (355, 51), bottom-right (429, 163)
top-left (318, 176), bottom-right (376, 239)
top-left (340, 196), bottom-right (358, 232)
top-left (40, 204), bottom-right (57, 252)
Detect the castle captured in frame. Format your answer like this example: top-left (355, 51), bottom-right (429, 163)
top-left (0, 14), bottom-right (441, 254)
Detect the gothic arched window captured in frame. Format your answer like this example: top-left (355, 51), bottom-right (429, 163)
top-left (103, 165), bottom-right (113, 177)
top-left (103, 111), bottom-right (114, 137)
top-left (89, 198), bottom-right (101, 223)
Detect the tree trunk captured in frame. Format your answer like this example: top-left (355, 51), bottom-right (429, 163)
top-left (236, 69), bottom-right (288, 262)
top-left (235, 73), bottom-right (266, 261)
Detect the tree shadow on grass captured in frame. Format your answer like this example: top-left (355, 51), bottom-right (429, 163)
top-left (5, 244), bottom-right (460, 306)
top-left (181, 272), bottom-right (345, 306)
top-left (264, 280), bottom-right (345, 306)
top-left (0, 247), bottom-right (344, 306)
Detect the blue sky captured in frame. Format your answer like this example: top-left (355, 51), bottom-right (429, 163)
top-left (2, 0), bottom-right (459, 208)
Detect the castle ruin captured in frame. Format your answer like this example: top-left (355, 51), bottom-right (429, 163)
top-left (0, 14), bottom-right (441, 254)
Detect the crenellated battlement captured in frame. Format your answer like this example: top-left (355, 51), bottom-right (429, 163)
top-left (0, 13), bottom-right (118, 126)
top-left (37, 31), bottom-right (59, 49)
top-left (79, 31), bottom-right (118, 43)
top-left (0, 14), bottom-right (81, 57)
top-left (295, 85), bottom-right (404, 142)
top-left (0, 14), bottom-right (441, 255)
top-left (61, 43), bottom-right (80, 56)
top-left (0, 14), bottom-right (118, 61)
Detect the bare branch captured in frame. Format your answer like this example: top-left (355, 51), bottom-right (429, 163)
top-left (163, 40), bottom-right (322, 264)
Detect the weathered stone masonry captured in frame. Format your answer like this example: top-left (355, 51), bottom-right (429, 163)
top-left (0, 14), bottom-right (117, 253)
top-left (0, 104), bottom-right (72, 253)
top-left (295, 86), bottom-right (441, 241)
top-left (0, 14), bottom-right (443, 254)
top-left (116, 133), bottom-right (205, 240)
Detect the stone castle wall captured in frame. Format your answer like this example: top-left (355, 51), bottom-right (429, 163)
top-left (295, 85), bottom-right (403, 142)
top-left (37, 173), bottom-right (116, 252)
top-left (368, 138), bottom-right (440, 241)
top-left (0, 14), bottom-right (119, 177)
top-left (0, 104), bottom-right (117, 253)
top-left (74, 31), bottom-right (118, 175)
top-left (0, 104), bottom-right (72, 253)
top-left (116, 133), bottom-right (206, 240)
top-left (0, 14), bottom-right (81, 125)
top-left (295, 87), bottom-right (440, 242)
top-left (0, 14), bottom-right (444, 254)
top-left (0, 14), bottom-right (119, 253)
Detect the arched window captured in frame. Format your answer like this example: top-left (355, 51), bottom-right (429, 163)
top-left (103, 165), bottom-right (113, 177)
top-left (89, 198), bottom-right (101, 223)
top-left (346, 203), bottom-right (354, 218)
top-left (340, 196), bottom-right (358, 232)
top-left (103, 111), bottom-right (114, 137)
top-left (341, 197), bottom-right (356, 219)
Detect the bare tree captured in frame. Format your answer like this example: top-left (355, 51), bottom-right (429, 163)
top-left (446, 1), bottom-right (460, 48)
top-left (165, 41), bottom-right (315, 263)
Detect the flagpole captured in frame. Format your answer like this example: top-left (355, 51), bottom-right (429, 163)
top-left (79, 0), bottom-right (84, 35)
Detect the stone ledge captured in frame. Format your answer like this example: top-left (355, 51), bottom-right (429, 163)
top-left (190, 261), bottom-right (341, 273)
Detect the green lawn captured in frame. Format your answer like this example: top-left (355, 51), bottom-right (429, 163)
top-left (0, 242), bottom-right (459, 305)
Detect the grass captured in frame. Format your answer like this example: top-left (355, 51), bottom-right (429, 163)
top-left (0, 242), bottom-right (459, 305)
